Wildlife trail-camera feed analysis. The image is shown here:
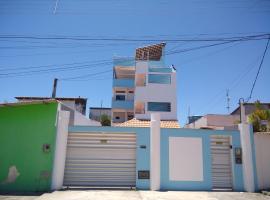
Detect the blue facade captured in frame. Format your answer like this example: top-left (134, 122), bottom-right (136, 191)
top-left (68, 126), bottom-right (248, 191)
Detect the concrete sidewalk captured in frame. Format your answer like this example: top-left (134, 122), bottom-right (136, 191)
top-left (34, 190), bottom-right (270, 200)
top-left (1, 190), bottom-right (269, 200)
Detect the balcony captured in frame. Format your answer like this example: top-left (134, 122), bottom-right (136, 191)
top-left (112, 100), bottom-right (134, 110)
top-left (113, 57), bottom-right (135, 67)
top-left (113, 79), bottom-right (135, 88)
top-left (147, 60), bottom-right (165, 68)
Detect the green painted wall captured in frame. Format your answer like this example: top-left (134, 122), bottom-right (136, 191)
top-left (0, 102), bottom-right (58, 192)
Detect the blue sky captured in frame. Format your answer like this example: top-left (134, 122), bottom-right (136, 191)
top-left (0, 0), bottom-right (270, 125)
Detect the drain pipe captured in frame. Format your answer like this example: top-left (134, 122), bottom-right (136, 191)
top-left (150, 113), bottom-right (161, 191)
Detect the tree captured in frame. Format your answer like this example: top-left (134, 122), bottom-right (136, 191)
top-left (248, 101), bottom-right (270, 132)
top-left (100, 114), bottom-right (111, 126)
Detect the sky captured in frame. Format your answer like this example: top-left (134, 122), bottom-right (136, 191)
top-left (0, 0), bottom-right (270, 125)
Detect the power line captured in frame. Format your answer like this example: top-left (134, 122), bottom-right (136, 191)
top-left (0, 33), bottom-right (269, 42)
top-left (246, 37), bottom-right (270, 102)
top-left (60, 69), bottom-right (112, 81)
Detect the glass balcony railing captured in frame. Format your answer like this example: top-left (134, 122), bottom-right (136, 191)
top-left (112, 100), bottom-right (134, 110)
top-left (113, 79), bottom-right (135, 88)
top-left (113, 57), bottom-right (135, 67)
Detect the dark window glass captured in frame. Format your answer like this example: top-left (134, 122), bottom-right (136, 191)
top-left (148, 102), bottom-right (171, 112)
top-left (116, 95), bottom-right (125, 101)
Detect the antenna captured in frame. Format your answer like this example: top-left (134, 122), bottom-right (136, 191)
top-left (53, 0), bottom-right (59, 14)
top-left (226, 89), bottom-right (230, 114)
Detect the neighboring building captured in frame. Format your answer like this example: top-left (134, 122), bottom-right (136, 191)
top-left (15, 96), bottom-right (100, 126)
top-left (15, 96), bottom-right (87, 115)
top-left (230, 102), bottom-right (270, 121)
top-left (185, 102), bottom-right (270, 130)
top-left (185, 114), bottom-right (239, 130)
top-left (89, 107), bottom-right (111, 121)
top-left (111, 43), bottom-right (178, 123)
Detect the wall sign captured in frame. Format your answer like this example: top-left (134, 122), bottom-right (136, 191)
top-left (138, 170), bottom-right (150, 179)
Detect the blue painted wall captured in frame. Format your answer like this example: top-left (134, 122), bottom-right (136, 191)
top-left (68, 126), bottom-right (151, 189)
top-left (160, 128), bottom-right (244, 191)
top-left (68, 126), bottom-right (244, 191)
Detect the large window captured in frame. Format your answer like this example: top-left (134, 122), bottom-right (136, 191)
top-left (148, 102), bottom-right (171, 112)
top-left (148, 74), bottom-right (171, 84)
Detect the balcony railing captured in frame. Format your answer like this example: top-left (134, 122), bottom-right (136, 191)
top-left (113, 57), bottom-right (135, 67)
top-left (113, 79), bottom-right (135, 88)
top-left (112, 100), bottom-right (134, 110)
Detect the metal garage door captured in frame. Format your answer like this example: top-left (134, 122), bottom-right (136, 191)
top-left (211, 135), bottom-right (233, 190)
top-left (64, 132), bottom-right (136, 187)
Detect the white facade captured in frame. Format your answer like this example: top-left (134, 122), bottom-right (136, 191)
top-left (134, 61), bottom-right (177, 120)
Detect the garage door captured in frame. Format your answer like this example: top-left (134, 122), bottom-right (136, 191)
top-left (63, 132), bottom-right (136, 187)
top-left (211, 135), bottom-right (233, 190)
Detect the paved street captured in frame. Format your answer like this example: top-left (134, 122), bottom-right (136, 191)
top-left (1, 190), bottom-right (270, 200)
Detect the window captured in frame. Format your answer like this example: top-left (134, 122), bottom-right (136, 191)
top-left (148, 74), bottom-right (171, 84)
top-left (148, 102), bottom-right (171, 112)
top-left (116, 95), bottom-right (125, 101)
top-left (128, 91), bottom-right (134, 94)
top-left (115, 116), bottom-right (120, 120)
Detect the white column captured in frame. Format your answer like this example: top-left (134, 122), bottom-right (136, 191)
top-left (238, 123), bottom-right (255, 192)
top-left (150, 113), bottom-right (161, 191)
top-left (51, 110), bottom-right (70, 190)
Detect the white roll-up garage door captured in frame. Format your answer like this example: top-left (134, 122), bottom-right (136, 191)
top-left (211, 135), bottom-right (233, 190)
top-left (64, 132), bottom-right (136, 187)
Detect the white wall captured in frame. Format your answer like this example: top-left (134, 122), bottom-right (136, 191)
top-left (51, 110), bottom-right (70, 190)
top-left (254, 133), bottom-right (270, 190)
top-left (74, 110), bottom-right (101, 126)
top-left (169, 137), bottom-right (203, 181)
top-left (134, 61), bottom-right (177, 120)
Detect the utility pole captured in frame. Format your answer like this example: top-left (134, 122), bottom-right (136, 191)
top-left (52, 78), bottom-right (58, 98)
top-left (226, 89), bottom-right (230, 114)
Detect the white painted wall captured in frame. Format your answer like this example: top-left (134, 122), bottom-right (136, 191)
top-left (150, 113), bottom-right (160, 191)
top-left (74, 111), bottom-right (101, 126)
top-left (51, 110), bottom-right (70, 190)
top-left (169, 137), bottom-right (203, 181)
top-left (254, 133), bottom-right (270, 190)
top-left (134, 61), bottom-right (177, 120)
top-left (238, 123), bottom-right (255, 192)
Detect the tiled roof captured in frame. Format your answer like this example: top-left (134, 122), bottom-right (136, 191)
top-left (113, 118), bottom-right (180, 128)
